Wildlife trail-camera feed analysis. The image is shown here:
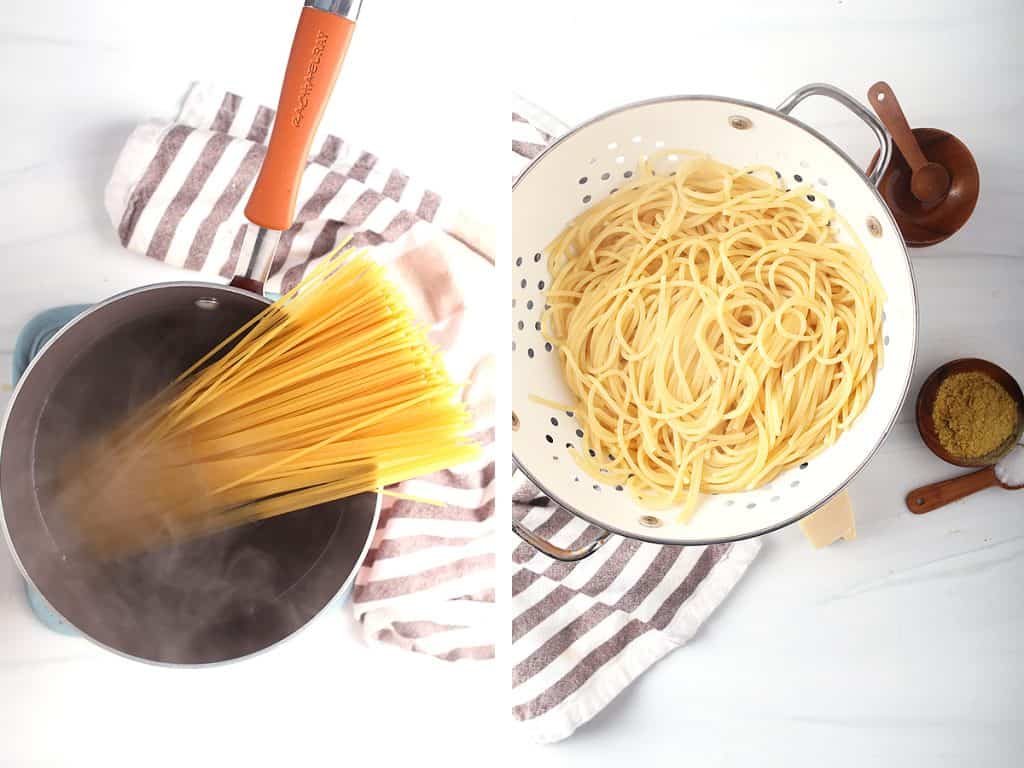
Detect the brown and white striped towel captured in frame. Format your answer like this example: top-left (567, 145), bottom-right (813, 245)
top-left (103, 82), bottom-right (495, 661)
top-left (105, 81), bottom-right (490, 292)
top-left (511, 99), bottom-right (761, 741)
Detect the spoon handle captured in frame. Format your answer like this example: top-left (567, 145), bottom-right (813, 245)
top-left (868, 81), bottom-right (929, 172)
top-left (906, 466), bottom-right (1000, 514)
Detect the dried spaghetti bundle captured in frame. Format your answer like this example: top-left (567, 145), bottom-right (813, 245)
top-left (60, 247), bottom-right (479, 558)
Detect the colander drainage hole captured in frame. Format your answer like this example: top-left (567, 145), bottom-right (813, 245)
top-left (800, 462), bottom-right (808, 470)
top-left (528, 348), bottom-right (535, 358)
top-left (527, 300), bottom-right (534, 309)
top-left (545, 434), bottom-right (553, 443)
top-left (553, 455), bottom-right (559, 461)
top-left (771, 496), bottom-right (780, 502)
top-left (615, 485), bottom-right (624, 491)
top-left (592, 485), bottom-right (600, 491)
top-left (537, 280), bottom-right (545, 289)
top-left (791, 480), bottom-right (801, 488)
top-left (535, 322), bottom-right (541, 331)
top-left (582, 194), bottom-right (592, 204)
top-left (794, 174), bottom-right (803, 182)
top-left (578, 176), bottom-right (588, 184)
top-left (534, 252), bottom-right (542, 262)
top-left (545, 343), bottom-right (552, 352)
top-left (575, 429), bottom-right (584, 438)
top-left (726, 499), bottom-right (735, 506)
top-left (516, 256), bottom-right (522, 266)
top-left (746, 503), bottom-right (757, 509)
top-left (601, 172), bottom-right (611, 181)
top-left (550, 416), bottom-right (558, 426)
top-left (517, 321), bottom-right (524, 330)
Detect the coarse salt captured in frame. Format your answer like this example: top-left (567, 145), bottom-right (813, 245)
top-left (995, 445), bottom-right (1024, 487)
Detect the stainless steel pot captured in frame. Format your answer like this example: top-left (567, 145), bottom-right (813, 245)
top-left (0, 277), bottom-right (380, 665)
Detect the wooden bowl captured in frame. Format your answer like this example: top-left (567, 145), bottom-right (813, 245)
top-left (867, 128), bottom-right (979, 247)
top-left (916, 358), bottom-right (1024, 468)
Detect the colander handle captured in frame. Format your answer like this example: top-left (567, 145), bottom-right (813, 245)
top-left (511, 468), bottom-right (611, 561)
top-left (777, 83), bottom-right (892, 188)
top-left (512, 517), bottom-right (611, 562)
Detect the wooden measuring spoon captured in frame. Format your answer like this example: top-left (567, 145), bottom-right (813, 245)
top-left (906, 465), bottom-right (1023, 514)
top-left (868, 81), bottom-right (950, 204)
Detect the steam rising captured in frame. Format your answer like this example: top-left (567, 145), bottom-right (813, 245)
top-left (17, 294), bottom-right (353, 664)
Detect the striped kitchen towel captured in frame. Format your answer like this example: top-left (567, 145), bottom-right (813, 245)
top-left (102, 82), bottom-right (495, 661)
top-left (105, 81), bottom-right (491, 292)
top-left (511, 100), bottom-right (761, 741)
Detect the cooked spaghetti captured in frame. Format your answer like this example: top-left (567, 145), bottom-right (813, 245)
top-left (543, 152), bottom-right (884, 522)
top-left (60, 246), bottom-right (479, 558)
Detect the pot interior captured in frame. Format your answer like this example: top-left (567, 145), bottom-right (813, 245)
top-left (2, 284), bottom-right (377, 664)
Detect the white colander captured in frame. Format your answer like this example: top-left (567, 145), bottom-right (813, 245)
top-left (512, 83), bottom-right (918, 560)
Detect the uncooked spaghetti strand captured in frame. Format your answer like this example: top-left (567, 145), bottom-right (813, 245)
top-left (60, 249), bottom-right (480, 558)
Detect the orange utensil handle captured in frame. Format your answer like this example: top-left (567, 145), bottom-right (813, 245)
top-left (905, 466), bottom-right (1000, 514)
top-left (245, 7), bottom-right (356, 231)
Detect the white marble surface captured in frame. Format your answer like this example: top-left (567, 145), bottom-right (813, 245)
top-left (511, 0), bottom-right (1024, 764)
top-left (4, 0), bottom-right (1024, 763)
top-left (0, 1), bottom-right (503, 766)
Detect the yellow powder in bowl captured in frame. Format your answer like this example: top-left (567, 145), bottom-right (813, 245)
top-left (932, 371), bottom-right (1018, 459)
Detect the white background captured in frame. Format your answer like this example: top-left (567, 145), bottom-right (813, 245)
top-left (511, 0), bottom-right (1024, 765)
top-left (1, 0), bottom-right (1024, 765)
top-left (0, 1), bottom-right (503, 766)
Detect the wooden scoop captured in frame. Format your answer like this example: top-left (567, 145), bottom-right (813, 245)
top-left (866, 82), bottom-right (979, 247)
top-left (868, 82), bottom-right (950, 203)
top-left (906, 464), bottom-right (1023, 515)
